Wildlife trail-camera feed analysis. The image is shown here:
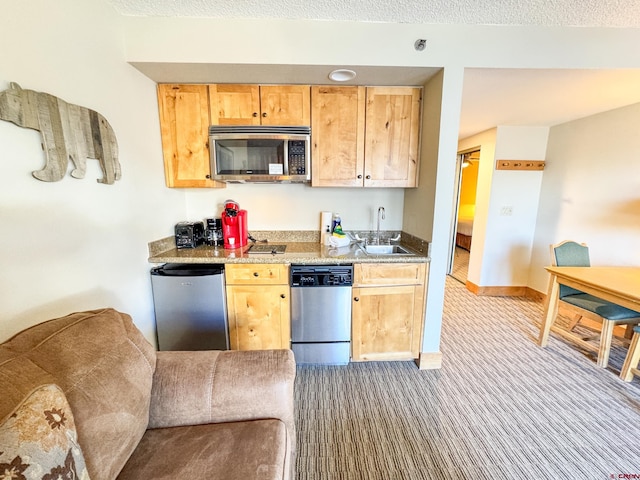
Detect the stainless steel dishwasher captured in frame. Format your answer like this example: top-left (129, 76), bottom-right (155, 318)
top-left (290, 264), bottom-right (353, 365)
top-left (150, 263), bottom-right (228, 351)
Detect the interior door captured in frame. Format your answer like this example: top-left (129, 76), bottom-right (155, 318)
top-left (448, 153), bottom-right (465, 276)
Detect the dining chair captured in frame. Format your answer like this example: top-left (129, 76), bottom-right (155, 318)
top-left (549, 240), bottom-right (640, 368)
top-left (620, 326), bottom-right (640, 381)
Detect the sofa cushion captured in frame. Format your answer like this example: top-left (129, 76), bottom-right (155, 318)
top-left (0, 308), bottom-right (156, 480)
top-left (116, 419), bottom-right (288, 480)
top-left (0, 383), bottom-right (91, 480)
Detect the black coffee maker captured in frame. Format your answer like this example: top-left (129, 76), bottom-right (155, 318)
top-left (205, 218), bottom-right (223, 246)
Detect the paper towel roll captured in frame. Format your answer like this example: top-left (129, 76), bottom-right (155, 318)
top-left (320, 211), bottom-right (332, 244)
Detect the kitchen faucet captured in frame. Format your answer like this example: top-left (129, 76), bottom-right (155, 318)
top-left (376, 206), bottom-right (385, 245)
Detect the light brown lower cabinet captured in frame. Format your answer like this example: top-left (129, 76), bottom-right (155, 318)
top-left (351, 263), bottom-right (427, 361)
top-left (225, 264), bottom-right (290, 351)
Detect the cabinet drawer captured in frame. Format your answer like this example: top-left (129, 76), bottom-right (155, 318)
top-left (225, 264), bottom-right (288, 285)
top-left (354, 263), bottom-right (426, 286)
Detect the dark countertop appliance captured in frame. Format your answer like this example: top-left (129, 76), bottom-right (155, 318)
top-left (175, 221), bottom-right (205, 249)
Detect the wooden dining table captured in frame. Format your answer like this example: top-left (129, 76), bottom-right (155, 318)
top-left (538, 266), bottom-right (640, 362)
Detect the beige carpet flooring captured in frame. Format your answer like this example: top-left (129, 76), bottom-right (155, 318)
top-left (294, 277), bottom-right (640, 479)
top-left (451, 246), bottom-right (469, 284)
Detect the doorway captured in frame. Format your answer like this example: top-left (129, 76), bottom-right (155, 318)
top-left (449, 149), bottom-right (479, 284)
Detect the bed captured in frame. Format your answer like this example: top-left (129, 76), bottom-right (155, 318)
top-left (455, 204), bottom-right (475, 251)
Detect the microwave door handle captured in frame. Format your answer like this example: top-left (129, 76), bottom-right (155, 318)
top-left (283, 141), bottom-right (289, 176)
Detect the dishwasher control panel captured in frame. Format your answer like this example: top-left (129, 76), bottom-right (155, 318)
top-left (290, 265), bottom-right (353, 287)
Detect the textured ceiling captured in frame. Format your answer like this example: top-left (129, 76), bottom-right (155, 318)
top-left (107, 0), bottom-right (640, 27)
top-left (459, 68), bottom-right (640, 138)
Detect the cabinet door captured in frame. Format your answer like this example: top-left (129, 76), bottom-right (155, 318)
top-left (352, 284), bottom-right (424, 361)
top-left (209, 84), bottom-right (261, 125)
top-left (311, 86), bottom-right (365, 187)
top-left (226, 285), bottom-right (291, 350)
top-left (259, 85), bottom-right (311, 126)
top-left (364, 87), bottom-right (422, 188)
top-left (157, 84), bottom-right (222, 188)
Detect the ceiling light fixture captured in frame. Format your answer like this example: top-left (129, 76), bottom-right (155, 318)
top-left (328, 69), bottom-right (356, 82)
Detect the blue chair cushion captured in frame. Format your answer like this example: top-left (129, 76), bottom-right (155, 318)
top-left (635, 325), bottom-right (640, 334)
top-left (562, 293), bottom-right (640, 320)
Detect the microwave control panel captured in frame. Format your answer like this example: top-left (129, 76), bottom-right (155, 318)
top-left (288, 141), bottom-right (307, 175)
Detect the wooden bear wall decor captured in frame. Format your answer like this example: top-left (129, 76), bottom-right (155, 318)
top-left (0, 82), bottom-right (121, 184)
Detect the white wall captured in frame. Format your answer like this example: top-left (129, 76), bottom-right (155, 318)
top-left (4, 1), bottom-right (640, 355)
top-left (123, 18), bottom-right (640, 70)
top-left (404, 68), bottom-right (465, 354)
top-left (185, 185), bottom-right (404, 232)
top-left (481, 127), bottom-right (548, 286)
top-left (0, 0), bottom-right (185, 342)
top-left (74, 13), bottom-right (640, 360)
top-left (529, 103), bottom-right (640, 293)
top-left (457, 127), bottom-right (548, 288)
top-left (0, 0), bottom-right (406, 345)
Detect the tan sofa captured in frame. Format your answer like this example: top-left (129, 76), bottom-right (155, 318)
top-left (0, 308), bottom-right (296, 480)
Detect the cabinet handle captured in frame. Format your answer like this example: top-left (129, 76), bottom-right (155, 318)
top-left (365, 175), bottom-right (371, 179)
top-left (252, 112), bottom-right (258, 117)
top-left (357, 174), bottom-right (362, 179)
top-left (262, 112), bottom-right (267, 118)
top-left (253, 272), bottom-right (259, 277)
top-left (280, 294), bottom-right (286, 299)
top-left (354, 297), bottom-right (360, 302)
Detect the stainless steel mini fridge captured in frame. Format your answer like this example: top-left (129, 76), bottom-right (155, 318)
top-left (150, 263), bottom-right (228, 351)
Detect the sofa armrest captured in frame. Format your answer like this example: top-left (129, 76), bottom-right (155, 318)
top-left (148, 349), bottom-right (295, 434)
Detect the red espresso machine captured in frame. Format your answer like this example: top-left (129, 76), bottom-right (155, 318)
top-left (221, 200), bottom-right (248, 249)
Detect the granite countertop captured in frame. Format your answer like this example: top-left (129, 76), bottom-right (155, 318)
top-left (148, 230), bottom-right (430, 265)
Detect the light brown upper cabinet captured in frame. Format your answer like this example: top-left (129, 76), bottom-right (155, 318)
top-left (311, 86), bottom-right (366, 187)
top-left (312, 86), bottom-right (422, 188)
top-left (209, 84), bottom-right (311, 126)
top-left (157, 84), bottom-right (224, 188)
top-left (364, 87), bottom-right (422, 188)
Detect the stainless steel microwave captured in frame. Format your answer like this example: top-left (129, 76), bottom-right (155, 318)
top-left (209, 125), bottom-right (311, 183)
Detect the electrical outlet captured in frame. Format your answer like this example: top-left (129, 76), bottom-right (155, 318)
top-left (500, 206), bottom-right (513, 216)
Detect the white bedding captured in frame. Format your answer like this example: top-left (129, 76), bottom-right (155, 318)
top-left (457, 216), bottom-right (474, 236)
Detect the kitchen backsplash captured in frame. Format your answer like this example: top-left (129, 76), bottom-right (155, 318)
top-left (182, 184), bottom-right (406, 231)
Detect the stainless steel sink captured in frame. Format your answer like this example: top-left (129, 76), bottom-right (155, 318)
top-left (362, 244), bottom-right (415, 256)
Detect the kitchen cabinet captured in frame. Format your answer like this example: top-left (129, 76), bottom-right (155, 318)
top-left (225, 264), bottom-right (290, 351)
top-left (209, 84), bottom-right (311, 126)
top-left (311, 86), bottom-right (422, 188)
top-left (157, 83), bottom-right (419, 188)
top-left (311, 86), bottom-right (366, 187)
top-left (157, 84), bottom-right (224, 188)
top-left (364, 87), bottom-right (422, 187)
top-left (351, 263), bottom-right (427, 361)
